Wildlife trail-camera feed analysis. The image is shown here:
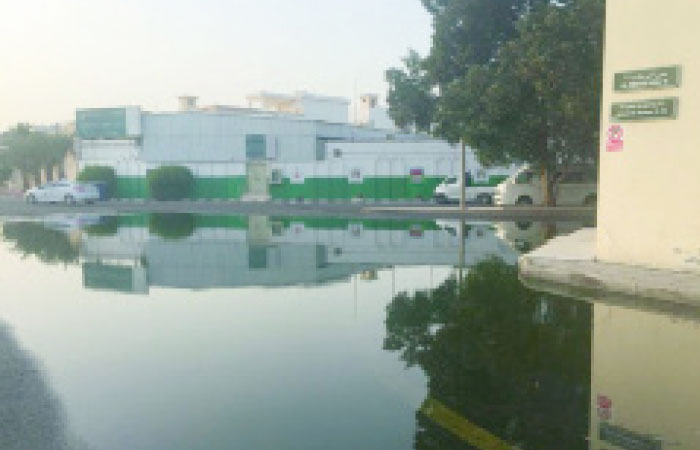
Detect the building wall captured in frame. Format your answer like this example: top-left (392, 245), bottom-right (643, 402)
top-left (77, 108), bottom-right (458, 200)
top-left (597, 0), bottom-right (700, 271)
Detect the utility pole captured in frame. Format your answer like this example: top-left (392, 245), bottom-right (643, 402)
top-left (460, 140), bottom-right (466, 214)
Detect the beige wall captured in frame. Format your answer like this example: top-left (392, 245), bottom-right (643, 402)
top-left (597, 0), bottom-right (700, 271)
top-left (590, 303), bottom-right (700, 449)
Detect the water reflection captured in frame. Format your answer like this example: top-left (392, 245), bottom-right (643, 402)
top-left (2, 214), bottom-right (584, 293)
top-left (1, 214), bottom-right (699, 449)
top-left (385, 258), bottom-right (592, 450)
top-left (0, 322), bottom-right (88, 450)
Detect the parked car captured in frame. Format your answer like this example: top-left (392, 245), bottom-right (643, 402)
top-left (494, 165), bottom-right (597, 206)
top-left (25, 181), bottom-right (100, 205)
top-left (433, 165), bottom-right (519, 205)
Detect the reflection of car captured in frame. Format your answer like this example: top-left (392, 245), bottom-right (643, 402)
top-left (25, 181), bottom-right (100, 205)
top-left (494, 165), bottom-right (597, 206)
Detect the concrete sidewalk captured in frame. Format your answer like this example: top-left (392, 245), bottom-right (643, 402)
top-left (519, 228), bottom-right (700, 305)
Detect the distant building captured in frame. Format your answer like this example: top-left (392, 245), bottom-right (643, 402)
top-left (76, 94), bottom-right (466, 201)
top-left (354, 94), bottom-right (397, 131)
top-left (246, 91), bottom-right (350, 124)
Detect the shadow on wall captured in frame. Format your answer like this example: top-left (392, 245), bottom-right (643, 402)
top-left (0, 322), bottom-right (91, 450)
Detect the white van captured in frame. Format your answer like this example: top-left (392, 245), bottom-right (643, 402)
top-left (494, 165), bottom-right (597, 206)
top-left (433, 166), bottom-right (519, 205)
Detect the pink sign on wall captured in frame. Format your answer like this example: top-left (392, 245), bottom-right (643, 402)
top-left (606, 125), bottom-right (624, 152)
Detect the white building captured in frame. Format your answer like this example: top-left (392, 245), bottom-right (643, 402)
top-left (76, 94), bottom-right (467, 200)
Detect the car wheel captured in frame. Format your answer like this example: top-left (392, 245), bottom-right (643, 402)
top-left (516, 196), bottom-right (533, 205)
top-left (64, 194), bottom-right (76, 205)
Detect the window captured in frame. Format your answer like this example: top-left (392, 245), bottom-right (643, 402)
top-left (516, 171), bottom-right (535, 184)
top-left (270, 169), bottom-right (283, 184)
top-left (445, 177), bottom-right (457, 185)
top-left (246, 134), bottom-right (266, 160)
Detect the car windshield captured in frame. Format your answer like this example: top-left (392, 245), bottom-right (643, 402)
top-left (445, 177), bottom-right (457, 184)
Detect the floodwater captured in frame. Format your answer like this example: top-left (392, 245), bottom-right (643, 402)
top-left (0, 213), bottom-right (697, 450)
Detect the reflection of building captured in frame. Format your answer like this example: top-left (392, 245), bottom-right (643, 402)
top-left (590, 302), bottom-right (700, 450)
top-left (79, 215), bottom-right (519, 293)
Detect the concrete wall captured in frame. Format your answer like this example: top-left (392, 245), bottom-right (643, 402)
top-left (597, 0), bottom-right (700, 271)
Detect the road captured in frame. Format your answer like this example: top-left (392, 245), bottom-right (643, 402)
top-left (0, 196), bottom-right (596, 221)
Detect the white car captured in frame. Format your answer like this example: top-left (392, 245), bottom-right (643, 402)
top-left (494, 165), bottom-right (597, 206)
top-left (25, 181), bottom-right (100, 205)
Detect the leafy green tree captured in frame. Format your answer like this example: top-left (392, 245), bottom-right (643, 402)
top-left (386, 0), bottom-right (603, 205)
top-left (385, 50), bottom-right (437, 132)
top-left (1, 125), bottom-right (73, 187)
top-left (434, 0), bottom-right (604, 204)
top-left (384, 258), bottom-right (591, 449)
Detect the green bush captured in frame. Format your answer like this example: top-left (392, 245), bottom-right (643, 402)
top-left (78, 166), bottom-right (116, 198)
top-left (149, 213), bottom-right (195, 240)
top-left (147, 166), bottom-right (194, 201)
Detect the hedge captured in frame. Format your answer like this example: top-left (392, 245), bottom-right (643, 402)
top-left (77, 166), bottom-right (116, 199)
top-left (147, 166), bottom-right (194, 201)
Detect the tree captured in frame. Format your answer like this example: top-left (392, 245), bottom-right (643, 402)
top-left (434, 0), bottom-right (604, 205)
top-left (386, 0), bottom-right (604, 205)
top-left (385, 50), bottom-right (437, 132)
top-left (1, 125), bottom-right (73, 188)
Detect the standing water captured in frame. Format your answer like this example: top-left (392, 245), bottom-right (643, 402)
top-left (0, 214), bottom-right (696, 449)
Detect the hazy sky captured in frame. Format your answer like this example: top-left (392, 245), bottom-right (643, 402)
top-left (0, 0), bottom-right (433, 131)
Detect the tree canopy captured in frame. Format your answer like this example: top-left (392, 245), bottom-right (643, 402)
top-left (0, 124), bottom-right (73, 182)
top-left (385, 50), bottom-right (437, 132)
top-left (386, 0), bottom-right (604, 204)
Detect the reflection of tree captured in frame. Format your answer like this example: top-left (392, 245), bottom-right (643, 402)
top-left (0, 323), bottom-right (90, 449)
top-left (2, 222), bottom-right (79, 265)
top-left (148, 213), bottom-right (195, 240)
top-left (384, 258), bottom-right (591, 450)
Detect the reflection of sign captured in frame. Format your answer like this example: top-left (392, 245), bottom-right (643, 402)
top-left (291, 166), bottom-right (304, 184)
top-left (83, 263), bottom-right (133, 292)
top-left (76, 108), bottom-right (127, 139)
top-left (597, 394), bottom-right (613, 420)
top-left (606, 125), bottom-right (624, 152)
top-left (611, 98), bottom-right (678, 121)
top-left (615, 66), bottom-right (681, 91)
top-left (409, 224), bottom-right (424, 237)
top-left (599, 423), bottom-right (661, 450)
top-left (410, 168), bottom-right (424, 184)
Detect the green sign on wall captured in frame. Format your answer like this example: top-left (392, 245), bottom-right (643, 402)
top-left (611, 97), bottom-right (678, 121)
top-left (76, 108), bottom-right (127, 139)
top-left (614, 66), bottom-right (681, 91)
